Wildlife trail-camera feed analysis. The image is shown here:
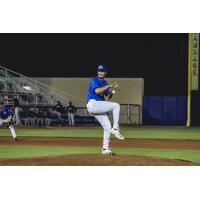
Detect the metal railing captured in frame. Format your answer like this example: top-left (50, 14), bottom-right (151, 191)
top-left (0, 65), bottom-right (85, 106)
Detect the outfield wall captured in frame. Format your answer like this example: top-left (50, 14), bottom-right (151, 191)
top-left (143, 96), bottom-right (187, 125)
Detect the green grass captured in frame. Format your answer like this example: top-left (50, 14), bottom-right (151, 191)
top-left (0, 145), bottom-right (99, 159)
top-left (1, 127), bottom-right (200, 140)
top-left (0, 145), bottom-right (200, 164)
top-left (1, 127), bottom-right (200, 164)
top-left (112, 147), bottom-right (200, 164)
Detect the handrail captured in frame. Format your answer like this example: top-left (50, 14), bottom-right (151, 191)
top-left (0, 65), bottom-right (85, 103)
top-left (0, 65), bottom-right (85, 106)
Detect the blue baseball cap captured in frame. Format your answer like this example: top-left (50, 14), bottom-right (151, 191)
top-left (97, 65), bottom-right (108, 72)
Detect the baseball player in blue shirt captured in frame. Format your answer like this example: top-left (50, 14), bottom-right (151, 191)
top-left (86, 65), bottom-right (124, 155)
top-left (0, 101), bottom-right (18, 140)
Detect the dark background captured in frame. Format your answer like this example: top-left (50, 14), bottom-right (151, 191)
top-left (0, 33), bottom-right (188, 96)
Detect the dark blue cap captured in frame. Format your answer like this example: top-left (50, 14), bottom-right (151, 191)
top-left (97, 65), bottom-right (108, 72)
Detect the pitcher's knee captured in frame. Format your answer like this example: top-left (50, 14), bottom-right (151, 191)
top-left (113, 102), bottom-right (120, 110)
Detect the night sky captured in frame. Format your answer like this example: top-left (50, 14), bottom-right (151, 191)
top-left (0, 33), bottom-right (188, 96)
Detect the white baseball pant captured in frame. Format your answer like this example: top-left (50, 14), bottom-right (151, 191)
top-left (68, 113), bottom-right (75, 126)
top-left (87, 99), bottom-right (120, 150)
top-left (45, 118), bottom-right (51, 126)
top-left (0, 118), bottom-right (17, 139)
top-left (14, 107), bottom-right (20, 125)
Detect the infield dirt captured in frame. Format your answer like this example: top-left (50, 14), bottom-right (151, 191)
top-left (1, 137), bottom-right (200, 149)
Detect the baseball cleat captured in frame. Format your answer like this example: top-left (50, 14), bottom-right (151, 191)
top-left (110, 128), bottom-right (124, 140)
top-left (14, 137), bottom-right (18, 141)
top-left (102, 148), bottom-right (113, 155)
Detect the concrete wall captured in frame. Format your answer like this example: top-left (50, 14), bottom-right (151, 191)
top-left (35, 77), bottom-right (144, 105)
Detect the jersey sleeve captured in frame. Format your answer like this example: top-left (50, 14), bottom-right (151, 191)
top-left (90, 79), bottom-right (100, 91)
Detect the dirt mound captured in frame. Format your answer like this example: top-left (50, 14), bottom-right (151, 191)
top-left (0, 154), bottom-right (196, 166)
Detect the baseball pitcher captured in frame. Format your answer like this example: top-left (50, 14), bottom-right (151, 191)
top-left (86, 65), bottom-right (124, 155)
top-left (0, 101), bottom-right (18, 140)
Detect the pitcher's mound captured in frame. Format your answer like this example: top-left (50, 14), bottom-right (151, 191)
top-left (0, 154), bottom-right (196, 166)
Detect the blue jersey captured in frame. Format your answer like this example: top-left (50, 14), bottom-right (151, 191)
top-left (0, 106), bottom-right (13, 120)
top-left (87, 76), bottom-right (110, 101)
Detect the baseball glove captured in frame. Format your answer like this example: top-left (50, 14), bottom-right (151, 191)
top-left (109, 81), bottom-right (120, 90)
top-left (107, 81), bottom-right (119, 100)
